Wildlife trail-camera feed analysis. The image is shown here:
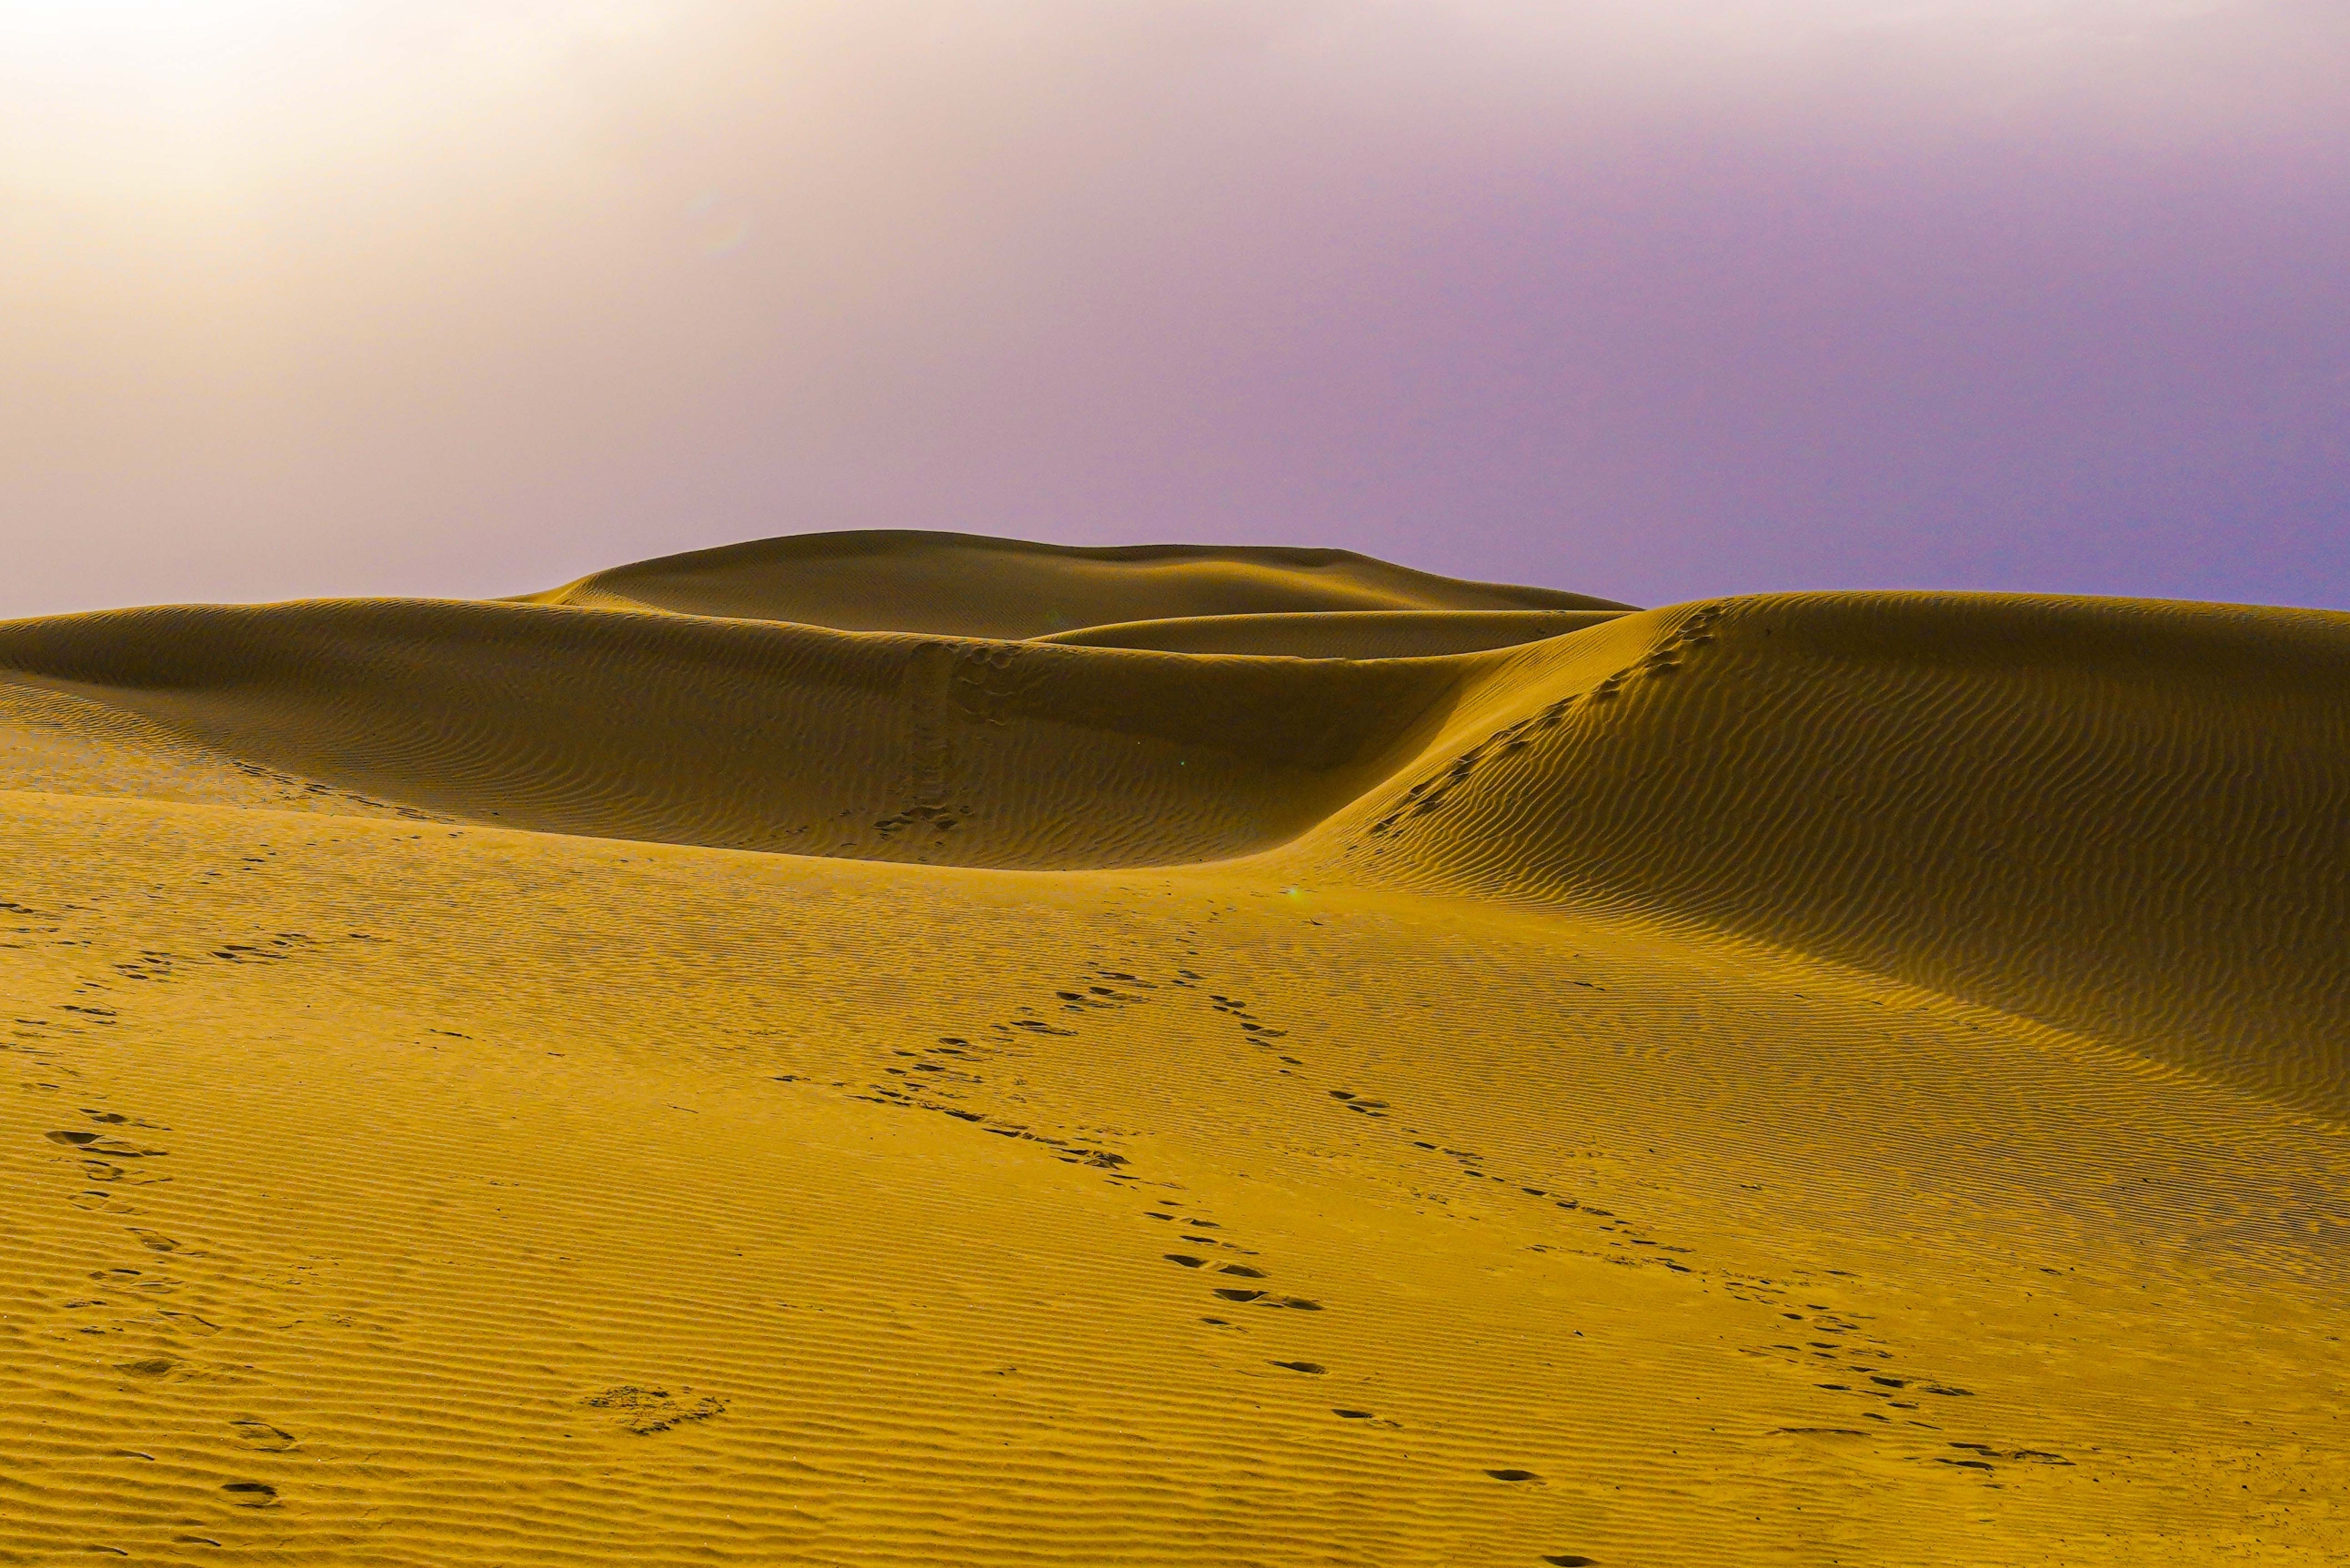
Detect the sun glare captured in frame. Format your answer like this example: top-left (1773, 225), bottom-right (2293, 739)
top-left (0, 0), bottom-right (676, 200)
top-left (2, 0), bottom-right (346, 65)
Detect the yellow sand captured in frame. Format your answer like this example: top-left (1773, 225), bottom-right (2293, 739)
top-left (1, 532), bottom-right (2343, 1565)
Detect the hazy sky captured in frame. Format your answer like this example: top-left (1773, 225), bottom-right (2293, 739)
top-left (5, 1), bottom-right (2345, 616)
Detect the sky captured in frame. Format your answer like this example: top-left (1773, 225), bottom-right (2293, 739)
top-left (4, 0), bottom-right (2346, 616)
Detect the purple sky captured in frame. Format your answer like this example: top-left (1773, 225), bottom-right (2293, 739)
top-left (5, 2), bottom-right (2346, 618)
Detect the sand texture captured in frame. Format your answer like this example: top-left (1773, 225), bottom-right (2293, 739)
top-left (1, 531), bottom-right (2345, 1566)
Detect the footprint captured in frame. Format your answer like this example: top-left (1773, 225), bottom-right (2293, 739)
top-left (1213, 1288), bottom-right (1266, 1302)
top-left (1486, 1468), bottom-right (1541, 1482)
top-left (230, 1420), bottom-right (297, 1452)
top-left (118, 1358), bottom-right (175, 1378)
top-left (581, 1384), bottom-right (728, 1434)
top-left (1270, 1361), bottom-right (1325, 1374)
top-left (1333, 1408), bottom-right (1376, 1419)
top-left (1215, 1264), bottom-right (1266, 1278)
top-left (220, 1482), bottom-right (277, 1506)
top-left (1542, 1557), bottom-right (1599, 1566)
top-left (1164, 1254), bottom-right (1208, 1268)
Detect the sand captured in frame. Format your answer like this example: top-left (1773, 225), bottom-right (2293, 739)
top-left (0, 530), bottom-right (2343, 1565)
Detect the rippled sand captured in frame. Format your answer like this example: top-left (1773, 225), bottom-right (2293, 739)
top-left (2, 532), bottom-right (2343, 1564)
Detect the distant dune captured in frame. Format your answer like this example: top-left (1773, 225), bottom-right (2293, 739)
top-left (3, 532), bottom-right (2344, 1565)
top-left (516, 528), bottom-right (1629, 634)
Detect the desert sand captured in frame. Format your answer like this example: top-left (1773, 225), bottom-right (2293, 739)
top-left (1, 529), bottom-right (2344, 1565)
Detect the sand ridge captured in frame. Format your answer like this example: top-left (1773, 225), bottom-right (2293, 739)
top-left (1032, 608), bottom-right (1626, 657)
top-left (1, 530), bottom-right (2345, 1565)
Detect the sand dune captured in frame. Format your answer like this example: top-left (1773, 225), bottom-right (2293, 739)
top-left (519, 529), bottom-right (1629, 636)
top-left (1291, 593), bottom-right (2350, 1117)
top-left (2, 531), bottom-right (2345, 1566)
top-left (0, 598), bottom-right (1471, 868)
